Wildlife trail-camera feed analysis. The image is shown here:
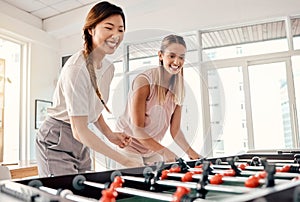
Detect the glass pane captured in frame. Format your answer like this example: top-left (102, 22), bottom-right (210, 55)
top-left (248, 62), bottom-right (292, 149)
top-left (208, 67), bottom-right (247, 156)
top-left (182, 67), bottom-right (203, 155)
top-left (203, 39), bottom-right (288, 61)
top-left (129, 56), bottom-right (158, 72)
top-left (106, 75), bottom-right (124, 121)
top-left (160, 66), bottom-right (203, 157)
top-left (113, 61), bottom-right (124, 74)
top-left (0, 38), bottom-right (21, 163)
top-left (185, 50), bottom-right (198, 66)
top-left (292, 56), bottom-right (300, 140)
top-left (293, 36), bottom-right (300, 50)
top-left (292, 18), bottom-right (300, 50)
top-left (202, 20), bottom-right (288, 61)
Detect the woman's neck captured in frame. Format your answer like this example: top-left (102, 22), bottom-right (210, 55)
top-left (91, 50), bottom-right (105, 69)
top-left (158, 67), bottom-right (173, 89)
top-left (161, 68), bottom-right (173, 83)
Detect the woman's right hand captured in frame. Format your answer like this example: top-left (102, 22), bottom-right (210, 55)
top-left (107, 132), bottom-right (131, 148)
top-left (160, 149), bottom-right (177, 163)
top-left (121, 158), bottom-right (144, 168)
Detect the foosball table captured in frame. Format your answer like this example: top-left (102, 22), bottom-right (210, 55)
top-left (1, 151), bottom-right (300, 202)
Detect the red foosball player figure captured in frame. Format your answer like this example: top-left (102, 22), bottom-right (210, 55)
top-left (210, 173), bottom-right (224, 185)
top-left (276, 165), bottom-right (291, 172)
top-left (99, 176), bottom-right (124, 202)
top-left (181, 172), bottom-right (194, 182)
top-left (172, 186), bottom-right (191, 202)
top-left (100, 189), bottom-right (118, 202)
top-left (244, 175), bottom-right (260, 188)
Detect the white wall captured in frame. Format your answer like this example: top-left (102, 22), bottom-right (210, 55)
top-left (29, 43), bottom-right (59, 158)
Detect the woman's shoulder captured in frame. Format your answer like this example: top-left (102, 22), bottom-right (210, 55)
top-left (60, 51), bottom-right (88, 78)
top-left (131, 67), bottom-right (158, 91)
top-left (63, 50), bottom-right (85, 67)
top-left (101, 58), bottom-right (115, 74)
top-left (139, 67), bottom-right (158, 79)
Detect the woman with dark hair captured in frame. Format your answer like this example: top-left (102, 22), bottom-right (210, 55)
top-left (115, 34), bottom-right (201, 167)
top-left (35, 1), bottom-right (140, 177)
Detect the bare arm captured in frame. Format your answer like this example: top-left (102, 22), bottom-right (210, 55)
top-left (94, 114), bottom-right (113, 137)
top-left (70, 116), bottom-right (141, 167)
top-left (170, 105), bottom-right (201, 160)
top-left (131, 76), bottom-right (177, 162)
top-left (94, 114), bottom-right (131, 148)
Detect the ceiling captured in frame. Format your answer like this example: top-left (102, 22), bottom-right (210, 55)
top-left (2, 0), bottom-right (98, 20)
top-left (2, 0), bottom-right (300, 49)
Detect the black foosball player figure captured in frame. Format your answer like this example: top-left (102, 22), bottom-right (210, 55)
top-left (194, 158), bottom-right (207, 167)
top-left (194, 161), bottom-right (210, 199)
top-left (143, 161), bottom-right (166, 192)
top-left (180, 160), bottom-right (210, 201)
top-left (259, 158), bottom-right (276, 188)
top-left (226, 157), bottom-right (242, 176)
top-left (175, 157), bottom-right (191, 173)
top-left (250, 156), bottom-right (262, 166)
top-left (294, 154), bottom-right (300, 164)
top-left (265, 164), bottom-right (276, 187)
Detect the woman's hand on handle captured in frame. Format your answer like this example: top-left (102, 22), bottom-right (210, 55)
top-left (187, 148), bottom-right (202, 160)
top-left (160, 148), bottom-right (178, 163)
top-left (121, 158), bottom-right (144, 168)
top-left (107, 132), bottom-right (132, 148)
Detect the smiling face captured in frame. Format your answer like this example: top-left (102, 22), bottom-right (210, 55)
top-left (158, 43), bottom-right (186, 75)
top-left (89, 14), bottom-right (125, 55)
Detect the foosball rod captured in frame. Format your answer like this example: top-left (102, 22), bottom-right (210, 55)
top-left (213, 154), bottom-right (300, 166)
top-left (216, 159), bottom-right (296, 164)
top-left (60, 189), bottom-right (99, 202)
top-left (209, 164), bottom-right (300, 171)
top-left (120, 175), bottom-right (255, 194)
top-left (28, 180), bottom-right (98, 202)
top-left (188, 167), bottom-right (300, 179)
top-left (113, 186), bottom-right (173, 201)
top-left (167, 172), bottom-right (289, 185)
top-left (73, 175), bottom-right (174, 201)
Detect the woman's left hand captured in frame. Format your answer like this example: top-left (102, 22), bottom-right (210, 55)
top-left (107, 132), bottom-right (132, 148)
top-left (188, 149), bottom-right (202, 160)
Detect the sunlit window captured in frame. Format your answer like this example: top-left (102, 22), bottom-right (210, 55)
top-left (248, 62), bottom-right (292, 149)
top-left (292, 18), bottom-right (300, 50)
top-left (202, 21), bottom-right (288, 61)
top-left (292, 56), bottom-right (300, 140)
top-left (0, 37), bottom-right (21, 163)
top-left (208, 67), bottom-right (247, 156)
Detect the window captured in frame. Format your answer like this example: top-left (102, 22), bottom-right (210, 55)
top-left (128, 40), bottom-right (160, 72)
top-left (0, 37), bottom-right (21, 163)
top-left (248, 62), bottom-right (292, 149)
top-left (292, 56), bottom-right (300, 142)
top-left (200, 17), bottom-right (300, 157)
top-left (202, 21), bottom-right (288, 61)
top-left (292, 17), bottom-right (300, 50)
top-left (119, 19), bottom-right (300, 158)
top-left (207, 66), bottom-right (247, 156)
top-left (161, 66), bottom-right (204, 157)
